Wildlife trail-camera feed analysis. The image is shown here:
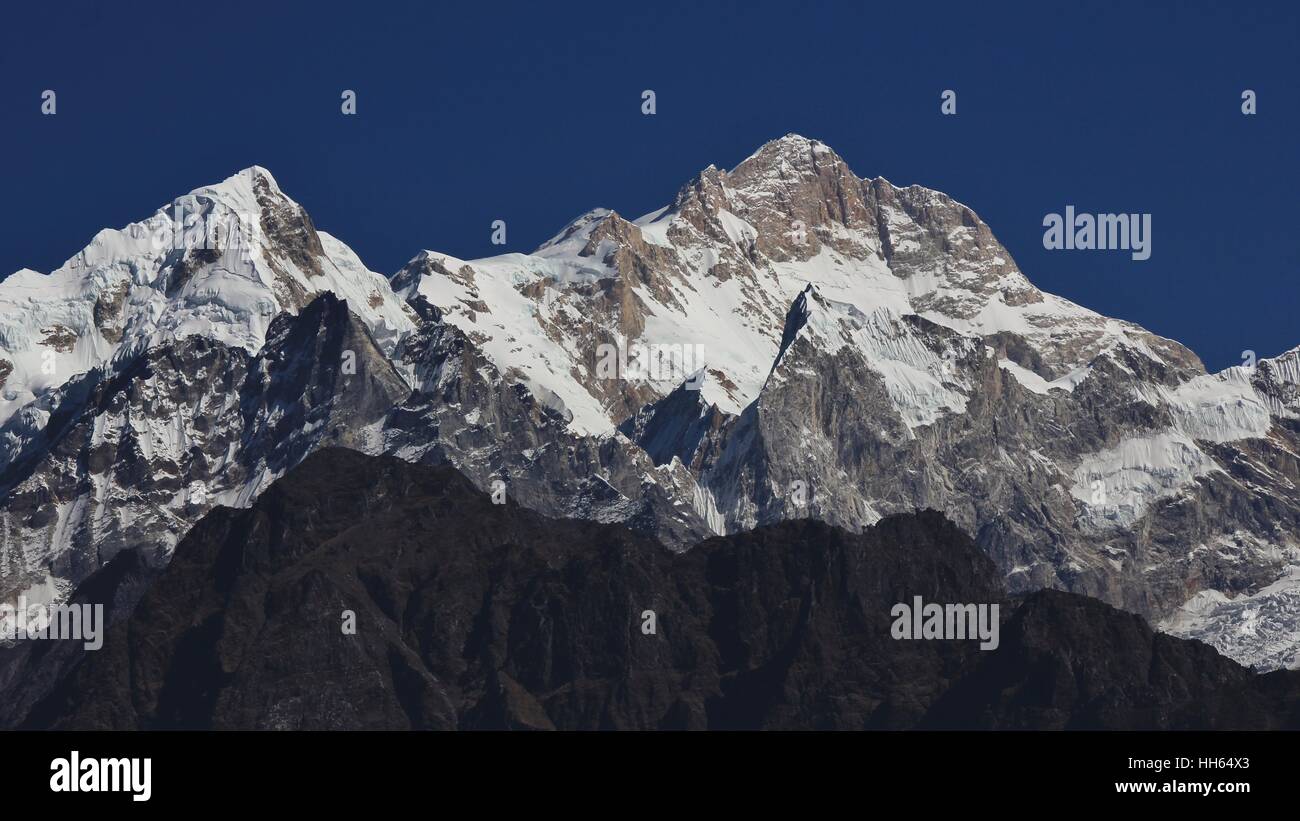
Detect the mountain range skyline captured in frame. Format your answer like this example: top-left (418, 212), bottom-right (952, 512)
top-left (6, 145), bottom-right (1298, 375)
top-left (2, 131), bottom-right (1297, 717)
top-left (4, 1), bottom-right (1298, 376)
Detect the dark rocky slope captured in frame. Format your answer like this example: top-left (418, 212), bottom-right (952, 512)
top-left (25, 448), bottom-right (1300, 730)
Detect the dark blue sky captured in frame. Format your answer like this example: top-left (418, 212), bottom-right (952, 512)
top-left (2, 0), bottom-right (1295, 370)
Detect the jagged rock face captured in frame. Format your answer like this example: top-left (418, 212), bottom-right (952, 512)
top-left (381, 297), bottom-right (710, 548)
top-left (0, 294), bottom-right (415, 727)
top-left (1254, 349), bottom-right (1300, 417)
top-left (23, 450), bottom-right (1300, 731)
top-left (241, 292), bottom-right (410, 473)
top-left (0, 293), bottom-right (403, 608)
top-left (672, 287), bottom-right (1300, 638)
top-left (723, 138), bottom-right (877, 261)
top-left (0, 338), bottom-right (252, 601)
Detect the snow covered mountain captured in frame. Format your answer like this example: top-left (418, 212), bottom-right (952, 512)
top-left (0, 169), bottom-right (417, 622)
top-left (2, 135), bottom-right (1299, 708)
top-left (0, 167), bottom-right (410, 426)
top-left (390, 135), bottom-right (1204, 434)
top-left (387, 135), bottom-right (1300, 669)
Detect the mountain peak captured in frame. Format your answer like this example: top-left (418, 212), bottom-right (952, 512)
top-left (732, 133), bottom-right (849, 176)
top-left (536, 207), bottom-right (614, 254)
top-left (229, 164), bottom-right (278, 183)
top-left (745, 132), bottom-right (831, 156)
top-left (226, 164), bottom-right (281, 191)
top-left (0, 160), bottom-right (415, 429)
top-left (176, 165), bottom-right (294, 224)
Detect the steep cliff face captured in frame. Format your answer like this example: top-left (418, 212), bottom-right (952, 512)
top-left (0, 293), bottom-right (405, 613)
top-left (24, 449), bottom-right (1300, 731)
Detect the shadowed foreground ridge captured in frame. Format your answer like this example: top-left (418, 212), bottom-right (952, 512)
top-left (26, 448), bottom-right (1300, 730)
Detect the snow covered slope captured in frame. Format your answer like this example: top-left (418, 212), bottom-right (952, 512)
top-left (0, 166), bottom-right (412, 429)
